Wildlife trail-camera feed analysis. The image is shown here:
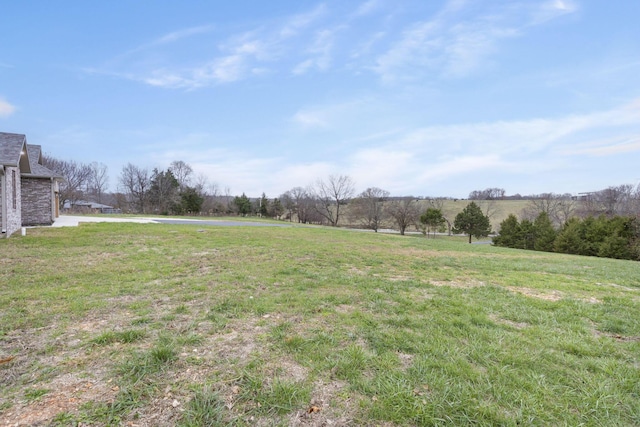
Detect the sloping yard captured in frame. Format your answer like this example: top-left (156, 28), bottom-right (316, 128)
top-left (1, 222), bottom-right (639, 426)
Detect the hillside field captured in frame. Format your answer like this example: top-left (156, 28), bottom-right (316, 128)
top-left (1, 222), bottom-right (639, 426)
top-left (341, 199), bottom-right (533, 234)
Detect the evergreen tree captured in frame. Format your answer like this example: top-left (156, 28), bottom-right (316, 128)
top-left (270, 198), bottom-right (284, 219)
top-left (149, 168), bottom-right (179, 214)
top-left (493, 214), bottom-right (521, 247)
top-left (533, 212), bottom-right (557, 252)
top-left (554, 218), bottom-right (583, 255)
top-left (259, 193), bottom-right (269, 217)
top-left (519, 219), bottom-right (535, 250)
top-left (180, 186), bottom-right (204, 214)
top-left (453, 202), bottom-right (491, 243)
top-left (234, 193), bottom-right (251, 216)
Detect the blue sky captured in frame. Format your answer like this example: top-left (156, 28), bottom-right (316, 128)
top-left (1, 0), bottom-right (639, 198)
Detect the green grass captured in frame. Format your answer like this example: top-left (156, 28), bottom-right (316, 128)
top-left (1, 222), bottom-right (639, 425)
top-left (91, 329), bottom-right (146, 346)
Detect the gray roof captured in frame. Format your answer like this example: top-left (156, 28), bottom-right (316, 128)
top-left (64, 200), bottom-right (113, 209)
top-left (0, 132), bottom-right (29, 170)
top-left (23, 144), bottom-right (63, 179)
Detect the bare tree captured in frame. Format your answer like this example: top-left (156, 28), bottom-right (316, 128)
top-left (42, 155), bottom-right (92, 208)
top-left (469, 188), bottom-right (506, 200)
top-left (580, 184), bottom-right (636, 217)
top-left (279, 191), bottom-right (295, 222)
top-left (192, 173), bottom-right (209, 193)
top-left (200, 179), bottom-right (222, 215)
top-left (88, 162), bottom-right (109, 203)
top-left (350, 187), bottom-right (389, 232)
top-left (387, 197), bottom-right (420, 235)
top-left (224, 186), bottom-right (234, 214)
top-left (474, 199), bottom-right (501, 222)
top-left (310, 175), bottom-right (355, 226)
top-left (523, 193), bottom-right (575, 227)
top-left (169, 160), bottom-right (193, 191)
top-left (119, 163), bottom-right (150, 213)
top-left (283, 187), bottom-right (316, 223)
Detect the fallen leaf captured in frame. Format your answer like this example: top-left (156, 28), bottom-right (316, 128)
top-left (307, 405), bottom-right (321, 414)
top-left (0, 356), bottom-right (16, 364)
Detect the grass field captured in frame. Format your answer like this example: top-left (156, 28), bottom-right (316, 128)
top-left (1, 222), bottom-right (639, 426)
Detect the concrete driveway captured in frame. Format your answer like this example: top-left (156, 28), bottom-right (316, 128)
top-left (51, 215), bottom-right (295, 228)
top-left (52, 215), bottom-right (159, 227)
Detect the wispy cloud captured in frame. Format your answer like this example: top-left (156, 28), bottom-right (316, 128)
top-left (143, 53), bottom-right (249, 89)
top-left (373, 0), bottom-right (578, 81)
top-left (93, 4), bottom-right (336, 89)
top-left (559, 136), bottom-right (640, 157)
top-left (398, 99), bottom-right (640, 157)
top-left (353, 0), bottom-right (382, 17)
top-left (529, 0), bottom-right (578, 25)
top-left (291, 98), bottom-right (371, 129)
top-left (0, 98), bottom-right (16, 118)
top-left (116, 25), bottom-right (216, 60)
top-left (279, 4), bottom-right (327, 38)
top-left (292, 111), bottom-right (328, 128)
top-left (154, 25), bottom-right (216, 45)
top-left (84, 0), bottom-right (582, 92)
top-left (339, 98), bottom-right (640, 193)
top-left (293, 28), bottom-right (340, 75)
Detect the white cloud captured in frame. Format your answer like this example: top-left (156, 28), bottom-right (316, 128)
top-left (118, 25), bottom-right (216, 60)
top-left (373, 0), bottom-right (578, 81)
top-left (559, 136), bottom-right (640, 157)
top-left (279, 4), bottom-right (327, 38)
top-left (530, 0), bottom-right (578, 25)
top-left (290, 98), bottom-right (371, 130)
top-left (292, 111), bottom-right (328, 128)
top-left (348, 148), bottom-right (416, 193)
top-left (154, 25), bottom-right (216, 45)
top-left (395, 100), bottom-right (640, 158)
top-left (140, 42), bottom-right (260, 89)
top-left (347, 145), bottom-right (505, 195)
top-left (0, 98), bottom-right (16, 118)
top-left (353, 0), bottom-right (382, 17)
top-left (415, 154), bottom-right (504, 182)
top-left (293, 28), bottom-right (339, 75)
top-left (93, 4), bottom-right (337, 89)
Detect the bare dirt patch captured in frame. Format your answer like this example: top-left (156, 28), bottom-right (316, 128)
top-left (430, 279), bottom-right (486, 289)
top-left (289, 379), bottom-right (357, 427)
top-left (489, 314), bottom-right (529, 329)
top-left (506, 286), bottom-right (563, 301)
top-left (1, 373), bottom-right (117, 426)
top-left (397, 352), bottom-right (414, 370)
top-left (347, 265), bottom-right (370, 276)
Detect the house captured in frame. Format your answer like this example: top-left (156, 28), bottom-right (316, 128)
top-left (63, 200), bottom-right (121, 214)
top-left (0, 132), bottom-right (63, 237)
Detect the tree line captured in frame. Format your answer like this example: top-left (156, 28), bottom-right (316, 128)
top-left (491, 185), bottom-right (640, 260)
top-left (42, 155), bottom-right (640, 256)
top-left (493, 212), bottom-right (640, 260)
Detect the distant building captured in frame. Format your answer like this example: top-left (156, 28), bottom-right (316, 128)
top-left (63, 200), bottom-right (122, 214)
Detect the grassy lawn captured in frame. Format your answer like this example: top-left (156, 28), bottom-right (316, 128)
top-left (1, 223), bottom-right (639, 426)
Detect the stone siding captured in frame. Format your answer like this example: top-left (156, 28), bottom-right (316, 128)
top-left (2, 166), bottom-right (22, 237)
top-left (21, 177), bottom-right (54, 226)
